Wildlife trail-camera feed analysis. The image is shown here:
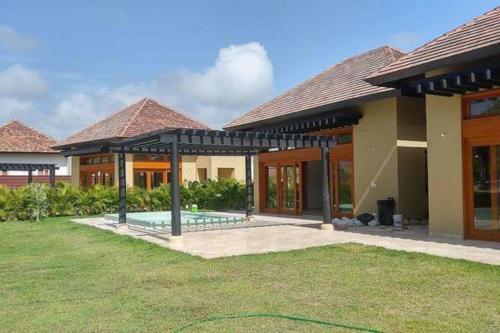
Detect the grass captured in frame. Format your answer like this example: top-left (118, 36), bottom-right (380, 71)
top-left (0, 217), bottom-right (499, 332)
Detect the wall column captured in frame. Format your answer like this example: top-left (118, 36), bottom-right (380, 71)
top-left (170, 141), bottom-right (181, 236)
top-left (321, 147), bottom-right (332, 225)
top-left (49, 166), bottom-right (56, 188)
top-left (245, 154), bottom-right (253, 218)
top-left (28, 170), bottom-right (33, 184)
top-left (118, 152), bottom-right (127, 224)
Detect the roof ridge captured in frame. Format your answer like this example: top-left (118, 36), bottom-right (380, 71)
top-left (119, 97), bottom-right (150, 137)
top-left (146, 97), bottom-right (212, 130)
top-left (372, 6), bottom-right (500, 75)
top-left (225, 45), bottom-right (401, 128)
top-left (0, 119), bottom-right (56, 142)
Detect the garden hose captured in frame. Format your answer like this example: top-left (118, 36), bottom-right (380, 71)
top-left (173, 313), bottom-right (382, 333)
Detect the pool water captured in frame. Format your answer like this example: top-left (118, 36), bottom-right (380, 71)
top-left (104, 211), bottom-right (245, 230)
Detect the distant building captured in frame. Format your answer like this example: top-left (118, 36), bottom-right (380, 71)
top-left (0, 120), bottom-right (71, 188)
top-left (54, 97), bottom-right (245, 189)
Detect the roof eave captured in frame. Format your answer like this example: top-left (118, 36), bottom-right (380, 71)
top-left (224, 90), bottom-right (400, 131)
top-left (367, 43), bottom-right (500, 87)
top-left (52, 136), bottom-right (124, 151)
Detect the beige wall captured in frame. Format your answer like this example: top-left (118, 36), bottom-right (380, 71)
top-left (187, 156), bottom-right (245, 183)
top-left (396, 96), bottom-right (428, 219)
top-left (426, 94), bottom-right (464, 238)
top-left (353, 97), bottom-right (399, 215)
top-left (180, 156), bottom-right (198, 183)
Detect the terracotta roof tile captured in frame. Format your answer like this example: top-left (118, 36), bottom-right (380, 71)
top-left (224, 46), bottom-right (405, 130)
top-left (55, 97), bottom-right (210, 147)
top-left (0, 120), bottom-right (57, 153)
top-left (368, 7), bottom-right (500, 84)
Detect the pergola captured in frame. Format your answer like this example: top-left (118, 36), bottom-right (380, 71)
top-left (0, 163), bottom-right (58, 187)
top-left (107, 128), bottom-right (336, 236)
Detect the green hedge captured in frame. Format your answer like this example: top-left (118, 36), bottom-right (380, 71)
top-left (0, 178), bottom-right (246, 221)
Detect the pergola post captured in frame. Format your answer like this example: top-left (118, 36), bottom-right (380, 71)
top-left (118, 152), bottom-right (127, 225)
top-left (321, 147), bottom-right (332, 226)
top-left (28, 170), bottom-right (33, 184)
top-left (245, 154), bottom-right (253, 219)
top-left (49, 166), bottom-right (56, 188)
top-left (170, 140), bottom-right (182, 237)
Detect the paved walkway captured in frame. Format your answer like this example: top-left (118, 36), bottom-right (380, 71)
top-left (72, 214), bottom-right (500, 265)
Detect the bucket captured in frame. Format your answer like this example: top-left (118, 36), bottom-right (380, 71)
top-left (191, 204), bottom-right (198, 213)
top-left (393, 214), bottom-right (403, 227)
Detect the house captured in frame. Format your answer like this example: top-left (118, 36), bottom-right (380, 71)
top-left (0, 120), bottom-right (71, 188)
top-left (225, 7), bottom-right (500, 242)
top-left (366, 7), bottom-right (500, 242)
top-left (54, 97), bottom-right (245, 189)
top-left (225, 45), bottom-right (428, 221)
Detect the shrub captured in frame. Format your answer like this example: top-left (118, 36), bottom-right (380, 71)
top-left (0, 178), bottom-right (246, 221)
top-left (28, 183), bottom-right (48, 222)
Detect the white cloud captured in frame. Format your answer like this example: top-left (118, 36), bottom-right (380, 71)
top-left (52, 42), bottom-right (274, 138)
top-left (0, 97), bottom-right (34, 120)
top-left (0, 64), bottom-right (47, 127)
top-left (0, 25), bottom-right (37, 52)
top-left (390, 31), bottom-right (422, 52)
top-left (0, 64), bottom-right (48, 98)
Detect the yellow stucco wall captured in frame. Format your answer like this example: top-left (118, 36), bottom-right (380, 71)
top-left (396, 96), bottom-right (428, 219)
top-left (426, 94), bottom-right (464, 238)
top-left (188, 156), bottom-right (245, 183)
top-left (353, 97), bottom-right (399, 215)
top-left (180, 156), bottom-right (198, 183)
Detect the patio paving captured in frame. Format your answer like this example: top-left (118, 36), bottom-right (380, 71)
top-left (72, 214), bottom-right (500, 265)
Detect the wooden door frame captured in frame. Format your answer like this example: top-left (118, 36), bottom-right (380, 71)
top-left (462, 89), bottom-right (500, 242)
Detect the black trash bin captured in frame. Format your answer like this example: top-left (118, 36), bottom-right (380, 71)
top-left (377, 198), bottom-right (395, 225)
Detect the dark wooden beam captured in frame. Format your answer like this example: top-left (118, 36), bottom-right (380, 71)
top-left (170, 141), bottom-right (181, 237)
top-left (118, 152), bottom-right (127, 224)
top-left (245, 154), bottom-right (253, 218)
top-left (321, 147), bottom-right (332, 225)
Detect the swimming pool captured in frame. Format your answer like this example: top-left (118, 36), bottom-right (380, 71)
top-left (104, 211), bottom-right (245, 230)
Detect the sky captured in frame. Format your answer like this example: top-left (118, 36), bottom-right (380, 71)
top-left (0, 0), bottom-right (498, 139)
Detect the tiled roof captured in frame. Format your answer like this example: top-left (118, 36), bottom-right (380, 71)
top-left (0, 120), bottom-right (58, 153)
top-left (367, 7), bottom-right (500, 85)
top-left (55, 97), bottom-right (210, 147)
top-left (224, 46), bottom-right (405, 130)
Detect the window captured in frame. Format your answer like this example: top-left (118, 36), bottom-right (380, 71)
top-left (217, 168), bottom-right (234, 180)
top-left (134, 172), bottom-right (147, 189)
top-left (197, 168), bottom-right (208, 182)
top-left (133, 154), bottom-right (168, 162)
top-left (80, 154), bottom-right (114, 165)
top-left (265, 166), bottom-right (277, 209)
top-left (464, 90), bottom-right (500, 119)
top-left (337, 132), bottom-right (353, 144)
top-left (150, 172), bottom-right (164, 188)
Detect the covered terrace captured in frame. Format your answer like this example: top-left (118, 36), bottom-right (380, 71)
top-left (61, 128), bottom-right (336, 237)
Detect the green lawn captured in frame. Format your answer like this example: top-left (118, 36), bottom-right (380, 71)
top-left (0, 218), bottom-right (498, 332)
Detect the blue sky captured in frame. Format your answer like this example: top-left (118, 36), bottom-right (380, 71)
top-left (0, 0), bottom-right (498, 138)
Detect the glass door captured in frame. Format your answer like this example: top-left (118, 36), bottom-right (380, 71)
top-left (331, 160), bottom-right (354, 217)
top-left (280, 163), bottom-right (302, 214)
top-left (262, 162), bottom-right (302, 215)
top-left (465, 142), bottom-right (500, 241)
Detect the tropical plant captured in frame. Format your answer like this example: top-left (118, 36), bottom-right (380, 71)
top-left (0, 178), bottom-right (246, 221)
top-left (28, 183), bottom-right (49, 222)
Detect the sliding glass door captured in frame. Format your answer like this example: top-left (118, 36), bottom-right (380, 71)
top-left (465, 142), bottom-right (500, 241)
top-left (263, 162), bottom-right (302, 214)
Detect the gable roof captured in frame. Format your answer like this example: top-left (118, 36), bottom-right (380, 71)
top-left (0, 120), bottom-right (58, 153)
top-left (367, 7), bottom-right (500, 85)
top-left (55, 97), bottom-right (210, 148)
top-left (224, 46), bottom-right (405, 130)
